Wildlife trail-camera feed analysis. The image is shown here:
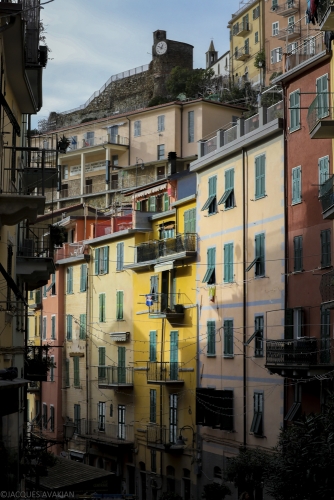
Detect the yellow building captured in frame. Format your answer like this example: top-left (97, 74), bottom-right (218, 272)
top-left (228, 0), bottom-right (263, 88)
top-left (190, 102), bottom-right (285, 497)
top-left (124, 189), bottom-right (198, 498)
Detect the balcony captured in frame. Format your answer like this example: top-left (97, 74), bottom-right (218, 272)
top-left (66, 134), bottom-right (129, 155)
top-left (147, 424), bottom-right (185, 453)
top-left (16, 223), bottom-right (55, 291)
top-left (320, 269), bottom-right (334, 305)
top-left (98, 366), bottom-right (134, 388)
top-left (235, 46), bottom-right (250, 61)
top-left (54, 241), bottom-right (88, 262)
top-left (307, 93), bottom-right (334, 139)
top-left (147, 362), bottom-right (184, 384)
top-left (318, 0), bottom-right (334, 30)
top-left (25, 346), bottom-right (50, 382)
top-left (244, 113), bottom-right (259, 134)
top-left (27, 381), bottom-right (40, 392)
top-left (319, 176), bottom-right (334, 219)
top-left (265, 337), bottom-right (334, 377)
top-left (277, 25), bottom-right (300, 41)
top-left (124, 233), bottom-right (197, 271)
top-left (78, 418), bottom-right (134, 445)
top-left (145, 293), bottom-right (190, 322)
top-left (236, 21), bottom-right (250, 36)
top-left (275, 0), bottom-right (299, 16)
top-left (286, 34), bottom-right (325, 72)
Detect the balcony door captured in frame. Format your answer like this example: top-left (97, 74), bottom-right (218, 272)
top-left (118, 405), bottom-right (125, 440)
top-left (98, 402), bottom-right (106, 431)
top-left (170, 330), bottom-right (178, 380)
top-left (169, 394), bottom-right (178, 444)
top-left (118, 346), bottom-right (126, 383)
top-left (161, 270), bottom-right (169, 311)
top-left (108, 125), bottom-right (118, 143)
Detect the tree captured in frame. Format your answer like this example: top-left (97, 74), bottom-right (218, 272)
top-left (225, 393), bottom-right (334, 500)
top-left (202, 482), bottom-right (231, 500)
top-left (166, 67), bottom-right (215, 99)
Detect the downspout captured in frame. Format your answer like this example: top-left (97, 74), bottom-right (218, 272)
top-left (242, 147), bottom-right (247, 447)
top-left (160, 317), bottom-right (165, 479)
top-left (85, 251), bottom-right (90, 443)
top-left (283, 83), bottom-right (289, 429)
top-left (126, 116), bottom-right (131, 165)
top-left (180, 105), bottom-right (183, 160)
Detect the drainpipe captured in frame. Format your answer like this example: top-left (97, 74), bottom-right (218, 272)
top-left (180, 105), bottom-right (183, 160)
top-left (283, 84), bottom-right (289, 429)
top-left (85, 251), bottom-right (90, 444)
top-left (160, 317), bottom-right (165, 480)
top-left (126, 116), bottom-right (131, 165)
top-left (242, 147), bottom-right (247, 447)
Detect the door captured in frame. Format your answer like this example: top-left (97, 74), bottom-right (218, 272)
top-left (109, 125), bottom-right (118, 143)
top-left (161, 270), bottom-right (169, 311)
top-left (170, 330), bottom-right (178, 380)
top-left (169, 395), bottom-right (178, 443)
top-left (98, 402), bottom-right (106, 431)
top-left (118, 405), bottom-right (125, 440)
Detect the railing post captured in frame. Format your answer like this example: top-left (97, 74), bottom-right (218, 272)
top-left (237, 118), bottom-right (245, 139)
top-left (198, 141), bottom-right (205, 158)
top-left (259, 107), bottom-right (268, 127)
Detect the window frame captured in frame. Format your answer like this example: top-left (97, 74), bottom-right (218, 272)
top-left (289, 89), bottom-right (301, 132)
top-left (158, 115), bottom-right (165, 132)
top-left (116, 290), bottom-right (124, 320)
top-left (134, 120), bottom-right (141, 137)
top-left (272, 21), bottom-right (279, 36)
top-left (201, 176), bottom-right (217, 214)
top-left (157, 144), bottom-right (165, 160)
top-left (292, 166), bottom-right (302, 204)
top-left (169, 394), bottom-right (178, 444)
top-left (116, 242), bottom-right (124, 271)
top-left (255, 154), bottom-right (266, 200)
top-left (293, 235), bottom-right (303, 272)
top-left (254, 315), bottom-right (264, 357)
top-left (321, 229), bottom-right (331, 268)
top-left (250, 391), bottom-right (264, 436)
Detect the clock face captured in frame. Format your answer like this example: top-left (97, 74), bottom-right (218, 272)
top-left (156, 41), bottom-right (167, 55)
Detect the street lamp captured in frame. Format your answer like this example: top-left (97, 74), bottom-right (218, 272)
top-left (175, 425), bottom-right (195, 446)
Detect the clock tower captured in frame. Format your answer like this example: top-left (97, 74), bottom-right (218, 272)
top-left (151, 30), bottom-right (193, 98)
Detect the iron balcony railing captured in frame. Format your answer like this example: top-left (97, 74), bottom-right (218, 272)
top-left (276, 0), bottom-right (299, 15)
top-left (17, 223), bottom-right (54, 259)
top-left (266, 337), bottom-right (333, 366)
top-left (307, 92), bottom-right (332, 134)
top-left (319, 175), bottom-right (334, 214)
top-left (277, 24), bottom-right (301, 40)
top-left (136, 233), bottom-right (197, 263)
top-left (98, 366), bottom-right (134, 386)
top-left (236, 20), bottom-right (250, 35)
top-left (318, 0), bottom-right (334, 25)
top-left (320, 269), bottom-right (334, 304)
top-left (25, 345), bottom-right (50, 381)
top-left (147, 424), bottom-right (183, 448)
top-left (235, 46), bottom-right (250, 59)
top-left (286, 34), bottom-right (325, 71)
top-left (146, 292), bottom-right (191, 319)
top-left (78, 418), bottom-right (134, 442)
top-left (147, 362), bottom-right (183, 383)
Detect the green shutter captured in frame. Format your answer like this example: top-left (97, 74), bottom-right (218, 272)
top-left (319, 156), bottom-right (329, 187)
top-left (209, 176), bottom-right (217, 196)
top-left (224, 243), bottom-right (233, 283)
top-left (203, 247), bottom-right (216, 283)
top-left (226, 168), bottom-right (234, 190)
top-left (149, 196), bottom-right (156, 212)
top-left (116, 290), bottom-right (124, 320)
top-left (321, 229), bottom-right (331, 267)
top-left (103, 246), bottom-right (109, 274)
top-left (184, 208), bottom-right (196, 233)
top-left (255, 155), bottom-right (265, 199)
top-left (255, 234), bottom-right (265, 276)
top-left (118, 346), bottom-right (126, 383)
top-left (317, 75), bottom-right (329, 119)
top-left (290, 91), bottom-right (300, 131)
top-left (136, 201), bottom-right (141, 210)
top-left (184, 209), bottom-right (190, 233)
top-left (149, 331), bottom-right (157, 361)
top-left (80, 264), bottom-right (87, 292)
top-left (51, 316), bottom-right (56, 340)
top-left (284, 309), bottom-right (294, 340)
top-left (224, 320), bottom-right (233, 356)
top-left (207, 321), bottom-right (216, 355)
top-left (95, 248), bottom-right (100, 275)
top-left (73, 357), bottom-right (80, 387)
top-left (292, 167), bottom-right (301, 204)
top-left (79, 314), bottom-right (86, 339)
top-left (65, 359), bottom-right (70, 386)
top-left (150, 389), bottom-right (157, 423)
top-left (67, 315), bottom-right (72, 340)
top-left (98, 347), bottom-right (106, 379)
top-left (170, 330), bottom-right (178, 380)
top-left (99, 293), bottom-right (106, 322)
top-left (67, 267), bottom-right (73, 294)
top-left (294, 236), bottom-right (303, 272)
top-left (164, 193), bottom-right (169, 211)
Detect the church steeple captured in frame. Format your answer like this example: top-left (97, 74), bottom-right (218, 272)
top-left (206, 40), bottom-right (218, 69)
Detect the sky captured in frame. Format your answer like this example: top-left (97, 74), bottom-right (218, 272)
top-left (34, 0), bottom-right (242, 128)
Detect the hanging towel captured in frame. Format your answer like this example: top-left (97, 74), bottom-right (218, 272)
top-left (209, 285), bottom-right (216, 302)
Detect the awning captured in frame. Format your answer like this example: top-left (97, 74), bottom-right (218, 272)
top-left (110, 332), bottom-right (130, 341)
top-left (135, 183), bottom-right (167, 199)
top-left (154, 260), bottom-right (174, 272)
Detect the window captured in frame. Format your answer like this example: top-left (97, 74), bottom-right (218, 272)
top-left (118, 405), bottom-right (126, 440)
top-left (50, 356), bottom-right (55, 382)
top-left (203, 247), bottom-right (216, 284)
top-left (316, 74), bottom-right (329, 119)
top-left (116, 290), bottom-right (124, 320)
top-left (201, 176), bottom-right (217, 214)
top-left (79, 314), bottom-right (86, 339)
top-left (42, 316), bottom-right (47, 340)
top-left (73, 357), bottom-right (80, 387)
top-left (292, 166), bottom-right (302, 204)
top-left (184, 208), bottom-right (196, 233)
top-left (42, 403), bottom-right (47, 429)
top-left (98, 346), bottom-right (106, 379)
top-left (66, 315), bottom-right (72, 340)
top-left (218, 168), bottom-right (234, 209)
top-left (99, 293), bottom-right (106, 322)
top-left (224, 319), bottom-right (234, 357)
top-left (244, 38), bottom-right (249, 55)
top-left (51, 274), bottom-right (56, 295)
top-left (287, 42), bottom-right (298, 54)
top-left (151, 450), bottom-right (157, 474)
top-left (271, 47), bottom-right (282, 64)
top-left (134, 120), bottom-right (141, 137)
top-left (272, 22), bottom-right (279, 36)
top-left (272, 0), bottom-right (278, 9)
top-left (116, 242), bottom-right (124, 271)
top-left (112, 154), bottom-right (119, 166)
top-left (149, 331), bottom-right (157, 361)
top-left (288, 15), bottom-right (295, 31)
top-left (321, 308), bottom-right (331, 363)
top-left (284, 308), bottom-right (304, 339)
top-left (289, 90), bottom-right (300, 132)
top-left (319, 156), bottom-right (329, 189)
top-left (51, 316), bottom-right (56, 340)
top-left (246, 234), bottom-right (265, 276)
top-left (65, 359), bottom-right (70, 387)
top-left (149, 196), bottom-right (157, 212)
top-left (321, 229), bottom-right (331, 268)
top-left (150, 389), bottom-right (157, 423)
top-left (207, 320), bottom-right (216, 356)
top-left (255, 155), bottom-right (266, 199)
top-left (74, 404), bottom-right (81, 434)
top-left (285, 383), bottom-right (301, 422)
top-left (160, 221), bottom-right (175, 239)
top-left (254, 316), bottom-right (264, 357)
top-left (255, 31), bottom-right (259, 44)
top-left (294, 235), bottom-right (303, 272)
top-left (253, 5), bottom-right (260, 19)
top-left (224, 243), bottom-right (234, 283)
top-left (169, 394), bottom-right (178, 444)
top-left (170, 330), bottom-right (178, 380)
top-left (94, 246), bottom-right (109, 275)
top-left (108, 125), bottom-right (118, 142)
top-left (85, 131), bottom-right (94, 147)
top-left (157, 144), bottom-right (165, 160)
top-left (98, 402), bottom-right (106, 431)
top-left (43, 285), bottom-right (47, 298)
top-left (188, 111), bottom-right (194, 143)
top-left (63, 165), bottom-right (69, 179)
top-left (80, 264), bottom-right (87, 292)
top-left (50, 406), bottom-right (55, 432)
top-left (150, 275), bottom-right (159, 302)
top-left (250, 392), bottom-right (263, 435)
top-left (164, 193), bottom-right (169, 211)
top-left (158, 115), bottom-right (165, 132)
top-left (66, 267), bottom-right (73, 294)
